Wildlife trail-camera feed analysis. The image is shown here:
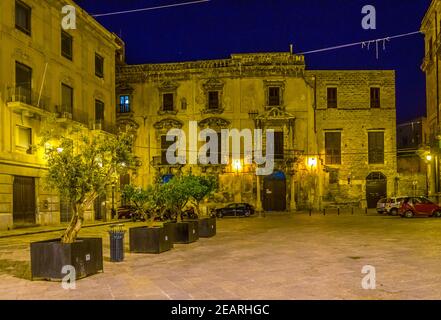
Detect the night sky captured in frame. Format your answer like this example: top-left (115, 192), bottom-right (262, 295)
top-left (75, 0), bottom-right (431, 123)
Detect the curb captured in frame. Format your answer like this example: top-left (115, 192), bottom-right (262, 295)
top-left (0, 220), bottom-right (131, 239)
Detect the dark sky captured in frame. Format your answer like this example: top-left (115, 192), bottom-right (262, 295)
top-left (75, 0), bottom-right (431, 123)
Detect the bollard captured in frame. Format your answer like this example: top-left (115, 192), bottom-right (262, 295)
top-left (109, 224), bottom-right (125, 262)
top-left (323, 208), bottom-right (326, 216)
top-left (309, 209), bottom-right (312, 216)
top-left (365, 208), bottom-right (368, 215)
top-left (337, 208), bottom-right (340, 216)
top-left (351, 207), bottom-right (354, 215)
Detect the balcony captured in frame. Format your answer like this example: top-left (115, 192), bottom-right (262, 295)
top-left (151, 155), bottom-right (182, 168)
top-left (157, 108), bottom-right (178, 116)
top-left (90, 119), bottom-right (116, 134)
top-left (117, 104), bottom-right (132, 116)
top-left (6, 86), bottom-right (51, 116)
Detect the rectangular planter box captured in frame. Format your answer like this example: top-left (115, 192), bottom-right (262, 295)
top-left (30, 237), bottom-right (103, 281)
top-left (168, 220), bottom-right (199, 244)
top-left (198, 217), bottom-right (216, 238)
top-left (129, 226), bottom-right (173, 254)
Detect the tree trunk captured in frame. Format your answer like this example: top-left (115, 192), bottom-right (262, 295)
top-left (195, 201), bottom-right (202, 217)
top-left (61, 204), bottom-right (84, 244)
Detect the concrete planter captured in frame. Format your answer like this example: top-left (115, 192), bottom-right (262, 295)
top-left (129, 226), bottom-right (173, 254)
top-left (197, 217), bottom-right (216, 238)
top-left (168, 220), bottom-right (199, 244)
top-left (30, 238), bottom-right (103, 281)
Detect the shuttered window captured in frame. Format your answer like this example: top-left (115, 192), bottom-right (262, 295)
top-left (368, 132), bottom-right (384, 164)
top-left (325, 132), bottom-right (341, 165)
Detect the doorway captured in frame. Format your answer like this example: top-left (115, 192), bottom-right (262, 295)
top-left (366, 172), bottom-right (387, 208)
top-left (263, 171), bottom-right (287, 211)
top-left (13, 176), bottom-right (36, 225)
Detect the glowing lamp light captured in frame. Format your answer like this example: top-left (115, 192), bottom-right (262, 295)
top-left (308, 157), bottom-right (317, 167)
top-left (232, 159), bottom-right (242, 173)
top-left (56, 147), bottom-right (64, 153)
top-left (426, 154), bottom-right (433, 161)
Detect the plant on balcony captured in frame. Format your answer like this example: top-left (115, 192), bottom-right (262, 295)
top-left (41, 125), bottom-right (134, 244)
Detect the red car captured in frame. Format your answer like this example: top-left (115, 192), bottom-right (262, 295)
top-left (399, 197), bottom-right (441, 218)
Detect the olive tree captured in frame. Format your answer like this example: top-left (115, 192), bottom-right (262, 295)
top-left (186, 175), bottom-right (218, 216)
top-left (122, 184), bottom-right (162, 221)
top-left (41, 126), bottom-right (134, 243)
top-left (160, 176), bottom-right (193, 221)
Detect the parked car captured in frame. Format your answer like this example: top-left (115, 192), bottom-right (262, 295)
top-left (376, 198), bottom-right (388, 214)
top-left (214, 203), bottom-right (255, 218)
top-left (385, 196), bottom-right (408, 216)
top-left (117, 205), bottom-right (147, 221)
top-left (399, 196), bottom-right (441, 218)
top-left (117, 205), bottom-right (136, 219)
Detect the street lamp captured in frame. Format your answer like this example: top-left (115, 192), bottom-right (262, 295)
top-left (426, 154), bottom-right (433, 161)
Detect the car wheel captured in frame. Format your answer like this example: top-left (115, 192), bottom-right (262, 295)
top-left (244, 210), bottom-right (251, 217)
top-left (404, 211), bottom-right (414, 218)
top-left (433, 210), bottom-right (441, 218)
top-left (217, 212), bottom-right (223, 219)
top-left (390, 208), bottom-right (398, 216)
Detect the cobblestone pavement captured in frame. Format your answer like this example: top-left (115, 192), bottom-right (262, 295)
top-left (1, 211), bottom-right (441, 300)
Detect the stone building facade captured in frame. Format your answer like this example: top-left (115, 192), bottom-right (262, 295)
top-left (396, 118), bottom-right (428, 197)
top-left (0, 0), bottom-right (123, 230)
top-left (117, 53), bottom-right (397, 211)
top-left (421, 0), bottom-right (441, 199)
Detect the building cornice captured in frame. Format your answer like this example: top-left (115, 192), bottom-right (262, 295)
top-left (117, 53), bottom-right (306, 83)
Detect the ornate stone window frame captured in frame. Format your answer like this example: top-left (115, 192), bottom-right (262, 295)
top-left (158, 80), bottom-right (179, 115)
top-left (153, 117), bottom-right (184, 139)
top-left (198, 117), bottom-right (231, 167)
top-left (202, 78), bottom-right (224, 114)
top-left (116, 83), bottom-right (134, 116)
top-left (264, 80), bottom-right (285, 109)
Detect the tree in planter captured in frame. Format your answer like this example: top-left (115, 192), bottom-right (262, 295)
top-left (160, 176), bottom-right (193, 222)
top-left (186, 175), bottom-right (218, 216)
top-left (41, 127), bottom-right (134, 244)
top-left (122, 184), bottom-right (161, 221)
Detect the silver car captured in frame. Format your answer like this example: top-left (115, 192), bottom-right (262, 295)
top-left (385, 197), bottom-right (407, 216)
top-left (376, 198), bottom-right (387, 214)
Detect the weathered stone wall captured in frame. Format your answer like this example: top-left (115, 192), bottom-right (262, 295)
top-left (309, 70), bottom-right (397, 207)
top-left (0, 0), bottom-right (121, 229)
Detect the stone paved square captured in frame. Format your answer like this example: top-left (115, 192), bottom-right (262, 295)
top-left (1, 212), bottom-right (441, 300)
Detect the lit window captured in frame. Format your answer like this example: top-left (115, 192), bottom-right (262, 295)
top-left (119, 95), bottom-right (130, 113)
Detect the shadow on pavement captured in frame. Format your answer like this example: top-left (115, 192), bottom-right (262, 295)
top-left (0, 259), bottom-right (31, 280)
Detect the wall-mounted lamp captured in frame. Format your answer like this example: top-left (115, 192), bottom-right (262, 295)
top-left (426, 154), bottom-right (433, 161)
top-left (308, 157), bottom-right (317, 168)
top-left (232, 159), bottom-right (243, 173)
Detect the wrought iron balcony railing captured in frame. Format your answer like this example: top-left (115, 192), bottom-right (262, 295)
top-left (6, 85), bottom-right (51, 112)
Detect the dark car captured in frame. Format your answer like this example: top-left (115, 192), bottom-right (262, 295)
top-left (399, 196), bottom-right (441, 218)
top-left (215, 203), bottom-right (255, 218)
top-left (118, 205), bottom-right (146, 221)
